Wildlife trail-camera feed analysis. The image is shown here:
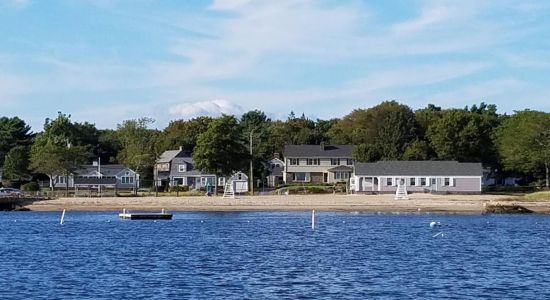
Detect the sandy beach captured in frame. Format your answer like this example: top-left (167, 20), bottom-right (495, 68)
top-left (24, 193), bottom-right (550, 214)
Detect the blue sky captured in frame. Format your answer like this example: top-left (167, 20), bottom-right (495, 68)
top-left (1, 0), bottom-right (549, 131)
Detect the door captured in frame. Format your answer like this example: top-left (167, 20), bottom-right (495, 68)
top-left (362, 178), bottom-right (373, 191)
top-left (323, 173), bottom-right (328, 183)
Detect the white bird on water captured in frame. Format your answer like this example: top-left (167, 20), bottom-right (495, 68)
top-left (429, 221), bottom-right (441, 228)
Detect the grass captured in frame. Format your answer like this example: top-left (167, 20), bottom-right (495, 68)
top-left (523, 191), bottom-right (550, 201)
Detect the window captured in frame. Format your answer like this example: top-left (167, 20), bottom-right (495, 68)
top-left (218, 177), bottom-right (226, 186)
top-left (335, 172), bottom-right (350, 180)
top-left (410, 177), bottom-right (416, 186)
top-left (386, 178), bottom-right (392, 186)
top-left (444, 178), bottom-right (450, 186)
top-left (121, 176), bottom-right (134, 184)
top-left (307, 158), bottom-right (320, 165)
top-left (178, 164), bottom-right (186, 172)
top-left (293, 172), bottom-right (309, 182)
top-left (346, 159), bottom-right (353, 165)
top-left (330, 158), bottom-right (340, 165)
top-left (58, 176), bottom-right (66, 184)
top-left (290, 158), bottom-right (299, 165)
top-left (421, 177), bottom-right (427, 186)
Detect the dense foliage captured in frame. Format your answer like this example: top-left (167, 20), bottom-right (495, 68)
top-left (2, 101), bottom-right (549, 188)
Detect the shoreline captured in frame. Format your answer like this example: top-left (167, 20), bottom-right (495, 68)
top-left (23, 194), bottom-right (550, 214)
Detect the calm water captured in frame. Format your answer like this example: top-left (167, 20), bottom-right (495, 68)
top-left (1, 211), bottom-right (550, 299)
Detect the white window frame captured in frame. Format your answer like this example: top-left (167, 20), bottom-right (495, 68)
top-left (121, 176), bottom-right (134, 184)
top-left (346, 159), bottom-right (353, 165)
top-left (293, 172), bottom-right (309, 182)
top-left (335, 172), bottom-right (350, 180)
top-left (410, 177), bottom-right (416, 186)
top-left (330, 158), bottom-right (340, 165)
top-left (307, 158), bottom-right (320, 166)
top-left (290, 158), bottom-right (299, 165)
top-left (178, 164), bottom-right (186, 172)
top-left (386, 177), bottom-right (392, 186)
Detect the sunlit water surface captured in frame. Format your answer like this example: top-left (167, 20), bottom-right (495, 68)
top-left (1, 211), bottom-right (550, 299)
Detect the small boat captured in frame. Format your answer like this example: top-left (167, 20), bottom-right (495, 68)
top-left (118, 209), bottom-right (173, 220)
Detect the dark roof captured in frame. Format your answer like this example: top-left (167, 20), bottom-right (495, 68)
top-left (157, 148), bottom-right (192, 163)
top-left (74, 165), bottom-right (134, 177)
top-left (284, 144), bottom-right (354, 158)
top-left (74, 177), bottom-right (117, 185)
top-left (354, 161), bottom-right (483, 176)
top-left (327, 166), bottom-right (353, 172)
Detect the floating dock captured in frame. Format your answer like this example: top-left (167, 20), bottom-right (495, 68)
top-left (118, 209), bottom-right (173, 220)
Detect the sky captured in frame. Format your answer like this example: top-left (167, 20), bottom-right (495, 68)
top-left (1, 0), bottom-right (549, 131)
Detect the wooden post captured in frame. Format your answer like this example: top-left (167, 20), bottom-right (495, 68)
top-left (311, 210), bottom-right (315, 230)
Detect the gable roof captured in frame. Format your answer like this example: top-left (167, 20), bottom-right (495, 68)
top-left (284, 144), bottom-right (354, 158)
top-left (73, 165), bottom-right (134, 177)
top-left (157, 150), bottom-right (182, 163)
top-left (354, 161), bottom-right (483, 176)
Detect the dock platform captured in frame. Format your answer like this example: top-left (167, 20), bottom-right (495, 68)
top-left (118, 209), bottom-right (173, 220)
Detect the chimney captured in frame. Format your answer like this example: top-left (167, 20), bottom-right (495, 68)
top-left (273, 152), bottom-right (280, 159)
top-left (179, 146), bottom-right (183, 151)
top-left (320, 142), bottom-right (325, 151)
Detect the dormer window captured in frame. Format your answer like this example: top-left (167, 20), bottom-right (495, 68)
top-left (178, 164), bottom-right (186, 172)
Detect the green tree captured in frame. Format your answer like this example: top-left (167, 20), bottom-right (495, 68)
top-left (157, 116), bottom-right (212, 153)
top-left (0, 117), bottom-right (34, 167)
top-left (353, 143), bottom-right (380, 162)
top-left (427, 106), bottom-right (500, 165)
top-left (331, 101), bottom-right (418, 160)
top-left (402, 140), bottom-right (432, 161)
top-left (240, 110), bottom-right (273, 187)
top-left (97, 129), bottom-right (121, 163)
top-left (495, 110), bottom-right (550, 188)
top-left (193, 115), bottom-right (250, 192)
top-left (29, 113), bottom-right (89, 191)
top-left (2, 146), bottom-right (31, 185)
top-left (116, 117), bottom-right (159, 184)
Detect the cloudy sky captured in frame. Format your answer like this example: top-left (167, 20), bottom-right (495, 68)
top-left (1, 0), bottom-right (549, 130)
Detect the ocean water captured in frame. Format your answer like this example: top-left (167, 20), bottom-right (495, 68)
top-left (1, 211), bottom-right (549, 299)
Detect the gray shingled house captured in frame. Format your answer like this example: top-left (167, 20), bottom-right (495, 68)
top-left (154, 147), bottom-right (223, 190)
top-left (283, 144), bottom-right (354, 184)
top-left (52, 164), bottom-right (139, 190)
top-left (351, 161), bottom-right (483, 194)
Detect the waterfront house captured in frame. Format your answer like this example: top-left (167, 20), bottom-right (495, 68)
top-left (283, 144), bottom-right (354, 184)
top-left (266, 157), bottom-right (284, 187)
top-left (228, 171), bottom-right (249, 193)
top-left (52, 164), bottom-right (139, 190)
top-left (154, 147), bottom-right (224, 190)
top-left (351, 161), bottom-right (483, 194)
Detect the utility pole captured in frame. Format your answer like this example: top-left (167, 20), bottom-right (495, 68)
top-left (249, 129), bottom-right (254, 196)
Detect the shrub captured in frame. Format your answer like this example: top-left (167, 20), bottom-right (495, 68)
top-left (21, 182), bottom-right (40, 192)
top-left (169, 185), bottom-right (190, 193)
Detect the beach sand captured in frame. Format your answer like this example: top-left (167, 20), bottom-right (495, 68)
top-left (24, 193), bottom-right (550, 214)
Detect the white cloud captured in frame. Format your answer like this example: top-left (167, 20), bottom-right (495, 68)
top-left (168, 99), bottom-right (244, 119)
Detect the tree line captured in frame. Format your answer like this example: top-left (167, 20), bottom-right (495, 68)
top-left (0, 101), bottom-right (548, 189)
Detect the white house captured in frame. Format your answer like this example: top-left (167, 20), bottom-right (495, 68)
top-left (351, 161), bottom-right (483, 194)
top-left (283, 144), bottom-right (354, 184)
